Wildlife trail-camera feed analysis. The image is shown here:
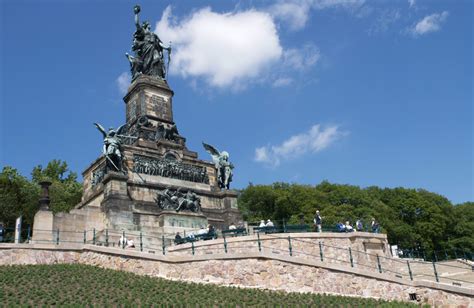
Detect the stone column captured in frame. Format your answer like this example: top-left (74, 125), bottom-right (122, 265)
top-left (102, 172), bottom-right (129, 200)
top-left (32, 181), bottom-right (54, 243)
top-left (221, 190), bottom-right (243, 228)
top-left (101, 172), bottom-right (134, 231)
top-left (14, 216), bottom-right (22, 244)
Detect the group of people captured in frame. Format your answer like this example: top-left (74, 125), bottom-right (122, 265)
top-left (313, 210), bottom-right (380, 233)
top-left (228, 222), bottom-right (245, 230)
top-left (118, 235), bottom-right (136, 248)
top-left (336, 221), bottom-right (355, 232)
top-left (174, 224), bottom-right (216, 244)
top-left (258, 219), bottom-right (274, 228)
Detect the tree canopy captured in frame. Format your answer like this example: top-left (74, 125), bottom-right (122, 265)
top-left (238, 181), bottom-right (473, 253)
top-left (1, 160), bottom-right (471, 255)
top-left (0, 160), bottom-right (82, 227)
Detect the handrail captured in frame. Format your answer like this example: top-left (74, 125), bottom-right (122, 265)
top-left (3, 226), bottom-right (472, 288)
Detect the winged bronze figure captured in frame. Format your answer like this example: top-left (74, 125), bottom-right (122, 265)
top-left (202, 142), bottom-right (234, 190)
top-left (94, 123), bottom-right (130, 172)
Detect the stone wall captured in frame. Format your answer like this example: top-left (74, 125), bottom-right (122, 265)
top-left (32, 207), bottom-right (107, 245)
top-left (0, 244), bottom-right (472, 307)
top-left (166, 233), bottom-right (390, 267)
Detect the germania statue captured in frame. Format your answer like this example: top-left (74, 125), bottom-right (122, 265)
top-left (203, 143), bottom-right (234, 190)
top-left (126, 5), bottom-right (172, 80)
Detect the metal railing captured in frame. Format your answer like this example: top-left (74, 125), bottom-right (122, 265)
top-left (246, 219), bottom-right (382, 234)
top-left (397, 247), bottom-right (474, 262)
top-left (1, 226), bottom-right (472, 288)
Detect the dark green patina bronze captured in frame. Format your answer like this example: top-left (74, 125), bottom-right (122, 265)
top-left (126, 5), bottom-right (172, 80)
top-left (202, 143), bottom-right (234, 190)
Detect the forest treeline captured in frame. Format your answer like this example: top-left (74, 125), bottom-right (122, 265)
top-left (238, 182), bottom-right (473, 252)
top-left (1, 160), bottom-right (472, 253)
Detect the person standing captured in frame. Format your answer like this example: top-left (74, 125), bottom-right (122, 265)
top-left (314, 210), bottom-right (322, 232)
top-left (371, 218), bottom-right (380, 233)
top-left (345, 221), bottom-right (354, 232)
top-left (174, 232), bottom-right (182, 244)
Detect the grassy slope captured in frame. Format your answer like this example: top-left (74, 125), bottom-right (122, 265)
top-left (0, 264), bottom-right (421, 307)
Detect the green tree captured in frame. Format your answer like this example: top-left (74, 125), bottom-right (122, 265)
top-left (31, 160), bottom-right (83, 214)
top-left (0, 160), bottom-right (82, 228)
top-left (238, 181), bottom-right (471, 254)
top-left (238, 184), bottom-right (278, 222)
top-left (450, 202), bottom-right (474, 251)
top-left (0, 167), bottom-right (39, 227)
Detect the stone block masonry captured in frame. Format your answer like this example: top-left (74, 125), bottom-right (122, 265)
top-left (0, 243), bottom-right (472, 307)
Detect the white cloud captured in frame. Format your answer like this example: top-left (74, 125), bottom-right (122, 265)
top-left (255, 147), bottom-right (271, 162)
top-left (410, 11), bottom-right (449, 36)
top-left (255, 124), bottom-right (347, 166)
top-left (312, 0), bottom-right (366, 10)
top-left (283, 44), bottom-right (321, 71)
top-left (270, 0), bottom-right (366, 31)
top-left (368, 9), bottom-right (401, 35)
top-left (268, 43), bottom-right (321, 87)
top-left (269, 2), bottom-right (311, 31)
top-left (116, 72), bottom-right (131, 95)
top-left (156, 6), bottom-right (283, 89)
top-left (272, 77), bottom-right (293, 87)
top-left (408, 0), bottom-right (416, 8)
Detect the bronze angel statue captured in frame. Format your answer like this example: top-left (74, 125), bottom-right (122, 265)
top-left (202, 143), bottom-right (234, 190)
top-left (94, 123), bottom-right (135, 172)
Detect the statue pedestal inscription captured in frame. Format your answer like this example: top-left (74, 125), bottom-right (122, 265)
top-left (155, 211), bottom-right (208, 234)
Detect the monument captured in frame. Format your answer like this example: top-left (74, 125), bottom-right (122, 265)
top-left (32, 5), bottom-right (242, 244)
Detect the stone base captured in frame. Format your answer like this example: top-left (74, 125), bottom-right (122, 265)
top-left (156, 211), bottom-right (208, 235)
top-left (1, 245), bottom-right (472, 307)
top-left (52, 75), bottom-right (244, 245)
top-left (31, 210), bottom-right (54, 244)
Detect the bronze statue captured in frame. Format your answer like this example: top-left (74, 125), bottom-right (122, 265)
top-left (156, 123), bottom-right (179, 142)
top-left (94, 123), bottom-right (136, 172)
top-left (127, 5), bottom-right (172, 80)
top-left (176, 190), bottom-right (201, 212)
top-left (203, 143), bottom-right (234, 190)
top-left (155, 188), bottom-right (201, 213)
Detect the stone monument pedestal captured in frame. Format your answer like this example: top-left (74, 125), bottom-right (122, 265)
top-left (32, 71), bottom-right (244, 249)
top-left (155, 210), bottom-right (208, 235)
top-left (32, 210), bottom-right (54, 244)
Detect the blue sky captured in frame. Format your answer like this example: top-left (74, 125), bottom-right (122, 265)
top-left (0, 0), bottom-right (472, 204)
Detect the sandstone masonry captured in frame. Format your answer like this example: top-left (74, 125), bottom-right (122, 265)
top-left (0, 243), bottom-right (472, 307)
